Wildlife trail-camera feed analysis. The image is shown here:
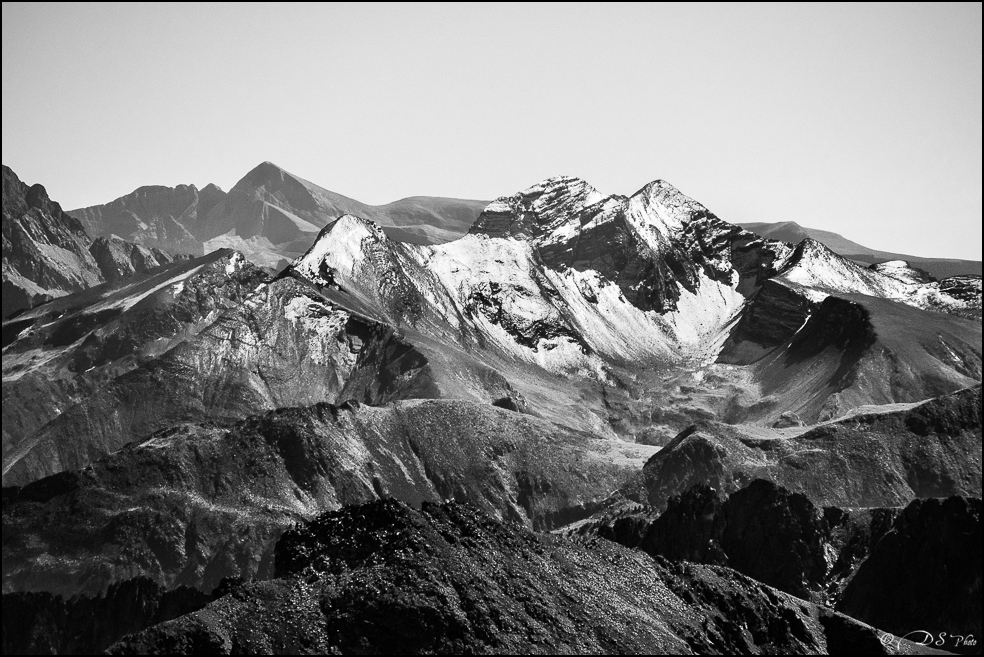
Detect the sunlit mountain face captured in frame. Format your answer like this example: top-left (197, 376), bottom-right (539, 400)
top-left (3, 164), bottom-right (980, 656)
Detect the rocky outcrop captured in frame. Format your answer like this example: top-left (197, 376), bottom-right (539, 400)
top-left (2, 165), bottom-right (182, 318)
top-left (2, 249), bottom-right (268, 484)
top-left (620, 385), bottom-right (982, 512)
top-left (1, 399), bottom-right (647, 597)
top-left (469, 176), bottom-right (760, 314)
top-left (69, 183), bottom-right (216, 256)
top-left (88, 236), bottom-right (176, 282)
top-left (718, 278), bottom-right (817, 364)
top-left (2, 165), bottom-right (105, 316)
top-left (107, 499), bottom-right (928, 655)
top-left (577, 482), bottom-right (891, 602)
top-left (837, 496), bottom-right (982, 643)
top-left (576, 480), bottom-right (980, 646)
top-left (1, 577), bottom-right (212, 655)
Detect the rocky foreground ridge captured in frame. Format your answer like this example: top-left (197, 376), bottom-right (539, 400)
top-left (4, 499), bottom-right (950, 655)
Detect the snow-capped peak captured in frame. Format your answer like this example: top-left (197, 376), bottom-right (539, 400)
top-left (291, 214), bottom-right (388, 286)
top-left (625, 179), bottom-right (717, 239)
top-left (870, 260), bottom-right (935, 285)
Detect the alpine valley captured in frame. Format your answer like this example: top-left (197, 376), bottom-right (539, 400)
top-left (2, 161), bottom-right (981, 655)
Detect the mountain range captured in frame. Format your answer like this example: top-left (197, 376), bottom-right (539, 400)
top-left (60, 160), bottom-right (983, 279)
top-left (739, 220), bottom-right (983, 279)
top-left (2, 162), bottom-right (981, 655)
top-left (1, 166), bottom-right (181, 317)
top-left (67, 161), bottom-right (488, 270)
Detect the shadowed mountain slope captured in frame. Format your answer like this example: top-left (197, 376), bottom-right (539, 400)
top-left (69, 162), bottom-right (489, 269)
top-left (1, 400), bottom-right (653, 597)
top-left (618, 385), bottom-right (982, 512)
top-left (107, 499), bottom-right (935, 655)
top-left (2, 165), bottom-right (179, 317)
top-left (572, 480), bottom-right (981, 650)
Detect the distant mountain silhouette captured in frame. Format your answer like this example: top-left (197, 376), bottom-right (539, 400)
top-left (739, 220), bottom-right (981, 279)
top-left (68, 161), bottom-right (488, 269)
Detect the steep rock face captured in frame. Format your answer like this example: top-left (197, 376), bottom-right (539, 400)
top-left (2, 165), bottom-right (105, 316)
top-left (574, 481), bottom-right (980, 643)
top-left (1, 400), bottom-right (651, 597)
top-left (718, 278), bottom-right (817, 364)
top-left (470, 177), bottom-right (756, 314)
top-left (718, 256), bottom-right (981, 424)
top-left (750, 292), bottom-right (981, 423)
top-left (1, 273), bottom-right (381, 485)
top-left (88, 236), bottom-right (176, 282)
top-left (837, 496), bottom-right (982, 643)
top-left (2, 250), bottom-right (268, 483)
top-left (1, 577), bottom-right (212, 656)
top-left (2, 166), bottom-right (181, 318)
top-left (69, 183), bottom-right (217, 256)
top-left (108, 500), bottom-right (925, 655)
top-left (774, 239), bottom-right (981, 317)
top-left (290, 176), bottom-right (767, 374)
top-left (619, 385), bottom-right (982, 511)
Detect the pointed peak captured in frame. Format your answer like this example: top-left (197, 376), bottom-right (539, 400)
top-left (791, 237), bottom-right (840, 261)
top-left (237, 161), bottom-right (294, 189)
top-left (290, 214), bottom-right (388, 288)
top-left (630, 179), bottom-right (675, 198)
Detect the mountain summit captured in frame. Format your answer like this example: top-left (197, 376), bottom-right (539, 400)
top-left (2, 167), bottom-right (979, 654)
top-left (68, 162), bottom-right (489, 269)
top-left (2, 165), bottom-right (177, 317)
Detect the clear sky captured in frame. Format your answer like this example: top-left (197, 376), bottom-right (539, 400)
top-left (3, 2), bottom-right (981, 259)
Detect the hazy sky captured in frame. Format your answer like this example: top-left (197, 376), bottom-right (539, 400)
top-left (3, 2), bottom-right (981, 259)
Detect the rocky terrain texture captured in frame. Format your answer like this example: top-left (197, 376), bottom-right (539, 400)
top-left (579, 486), bottom-right (981, 654)
top-left (619, 385), bottom-right (981, 511)
top-left (574, 480), bottom-right (981, 634)
top-left (739, 220), bottom-right (982, 279)
top-left (2, 260), bottom-right (602, 485)
top-left (586, 486), bottom-right (982, 654)
top-left (2, 577), bottom-right (214, 655)
top-left (2, 249), bottom-right (269, 484)
top-left (2, 399), bottom-right (652, 597)
top-left (837, 495), bottom-right (982, 645)
top-left (5, 173), bottom-right (979, 488)
top-left (103, 499), bottom-right (935, 655)
top-left (69, 161), bottom-right (488, 269)
top-left (2, 168), bottom-right (981, 655)
top-left (2, 165), bottom-right (179, 317)
top-left (291, 177), bottom-right (980, 428)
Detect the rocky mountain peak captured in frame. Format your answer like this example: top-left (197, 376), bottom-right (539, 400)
top-left (223, 160), bottom-right (321, 221)
top-left (470, 175), bottom-right (609, 240)
top-left (290, 214), bottom-right (389, 289)
top-left (870, 259), bottom-right (936, 285)
top-left (626, 178), bottom-right (719, 238)
top-left (238, 161), bottom-right (291, 189)
top-left (3, 165), bottom-right (75, 229)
